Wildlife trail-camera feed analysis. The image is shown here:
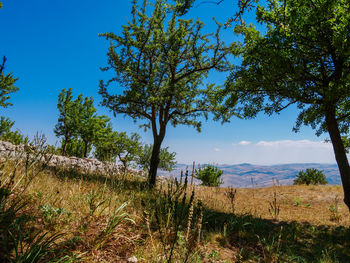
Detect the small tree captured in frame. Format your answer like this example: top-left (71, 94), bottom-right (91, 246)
top-left (195, 164), bottom-right (223, 187)
top-left (113, 132), bottom-right (142, 169)
top-left (0, 56), bottom-right (18, 110)
top-left (294, 168), bottom-right (328, 186)
top-left (99, 0), bottom-right (233, 187)
top-left (94, 128), bottom-right (143, 168)
top-left (137, 144), bottom-right (177, 173)
top-left (54, 88), bottom-right (79, 155)
top-left (77, 96), bottom-right (110, 158)
top-left (55, 88), bottom-right (110, 158)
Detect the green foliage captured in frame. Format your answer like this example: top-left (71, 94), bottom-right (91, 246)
top-left (94, 202), bottom-right (134, 250)
top-left (195, 164), bottom-right (223, 187)
top-left (114, 132), bottom-right (142, 169)
top-left (39, 204), bottom-right (70, 226)
top-left (54, 88), bottom-right (79, 155)
top-left (342, 136), bottom-right (350, 153)
top-left (137, 144), bottom-right (177, 172)
top-left (0, 136), bottom-right (61, 261)
top-left (86, 188), bottom-right (107, 216)
top-left (0, 116), bottom-right (14, 135)
top-left (99, 0), bottom-right (233, 186)
top-left (0, 116), bottom-right (27, 145)
top-left (224, 0), bottom-right (350, 133)
top-left (294, 168), bottom-right (328, 185)
top-left (55, 88), bottom-right (110, 157)
top-left (0, 56), bottom-right (23, 145)
top-left (0, 56), bottom-right (18, 109)
top-left (174, 0), bottom-right (195, 15)
top-left (142, 177), bottom-right (202, 262)
top-left (93, 127), bottom-right (116, 162)
top-left (222, 0), bottom-right (350, 208)
top-left (94, 129), bottom-right (142, 169)
top-left (62, 138), bottom-right (89, 158)
top-left (329, 196), bottom-right (341, 223)
top-left (77, 96), bottom-right (110, 157)
top-left (0, 130), bottom-right (27, 145)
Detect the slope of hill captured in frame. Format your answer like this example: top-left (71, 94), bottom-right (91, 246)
top-left (159, 163), bottom-right (340, 187)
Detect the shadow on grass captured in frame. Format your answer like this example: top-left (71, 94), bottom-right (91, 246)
top-left (202, 206), bottom-right (350, 262)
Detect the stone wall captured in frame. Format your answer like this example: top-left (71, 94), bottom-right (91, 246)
top-left (0, 140), bottom-right (144, 177)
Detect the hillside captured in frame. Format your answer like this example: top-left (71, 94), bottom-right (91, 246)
top-left (1, 150), bottom-right (349, 262)
top-left (159, 163), bottom-right (340, 187)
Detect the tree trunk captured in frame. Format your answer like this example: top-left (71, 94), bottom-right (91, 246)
top-left (325, 110), bottom-right (350, 210)
top-left (62, 138), bottom-right (67, 156)
top-left (148, 136), bottom-right (163, 187)
top-left (84, 141), bottom-right (89, 158)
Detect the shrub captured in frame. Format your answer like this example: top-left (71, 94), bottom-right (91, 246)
top-left (195, 164), bottom-right (224, 187)
top-left (293, 168), bottom-right (328, 185)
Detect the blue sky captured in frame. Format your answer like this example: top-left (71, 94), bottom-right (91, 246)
top-left (0, 0), bottom-right (341, 164)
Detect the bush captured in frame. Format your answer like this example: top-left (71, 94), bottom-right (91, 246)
top-left (195, 164), bottom-right (224, 187)
top-left (293, 168), bottom-right (328, 185)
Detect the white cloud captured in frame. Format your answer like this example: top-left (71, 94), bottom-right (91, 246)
top-left (256, 140), bottom-right (331, 149)
top-left (239, 140), bottom-right (252, 146)
top-left (166, 139), bottom-right (339, 165)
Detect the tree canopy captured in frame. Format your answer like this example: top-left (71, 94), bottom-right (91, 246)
top-left (223, 0), bottom-right (350, 208)
top-left (99, 0), bottom-right (233, 186)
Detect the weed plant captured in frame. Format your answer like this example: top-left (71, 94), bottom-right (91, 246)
top-left (142, 175), bottom-right (203, 262)
top-left (268, 190), bottom-right (280, 221)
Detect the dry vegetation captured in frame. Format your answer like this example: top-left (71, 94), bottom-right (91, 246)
top-left (1, 150), bottom-right (350, 262)
top-left (195, 184), bottom-right (349, 226)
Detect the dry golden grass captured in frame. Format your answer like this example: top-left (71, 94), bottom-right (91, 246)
top-left (194, 184), bottom-right (350, 226)
top-left (3, 160), bottom-right (350, 262)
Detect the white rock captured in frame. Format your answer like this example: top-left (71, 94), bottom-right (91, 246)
top-left (127, 256), bottom-right (138, 263)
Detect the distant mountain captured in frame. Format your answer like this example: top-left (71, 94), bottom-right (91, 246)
top-left (158, 163), bottom-right (340, 188)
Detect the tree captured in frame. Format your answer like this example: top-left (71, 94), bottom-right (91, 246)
top-left (54, 88), bottom-right (80, 155)
top-left (137, 144), bottom-right (177, 172)
top-left (195, 164), bottom-right (223, 187)
top-left (294, 168), bottom-right (328, 185)
top-left (94, 129), bottom-right (143, 169)
top-left (77, 96), bottom-right (110, 158)
top-left (99, 0), bottom-right (233, 187)
top-left (114, 132), bottom-right (142, 169)
top-left (0, 2), bottom-right (18, 111)
top-left (0, 56), bottom-right (18, 110)
top-left (55, 88), bottom-right (110, 157)
top-left (222, 0), bottom-right (350, 209)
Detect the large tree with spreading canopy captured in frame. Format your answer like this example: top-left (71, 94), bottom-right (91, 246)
top-left (99, 0), bottom-right (233, 186)
top-left (223, 0), bottom-right (350, 209)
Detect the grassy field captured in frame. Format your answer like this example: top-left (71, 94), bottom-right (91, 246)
top-left (1, 155), bottom-right (350, 262)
